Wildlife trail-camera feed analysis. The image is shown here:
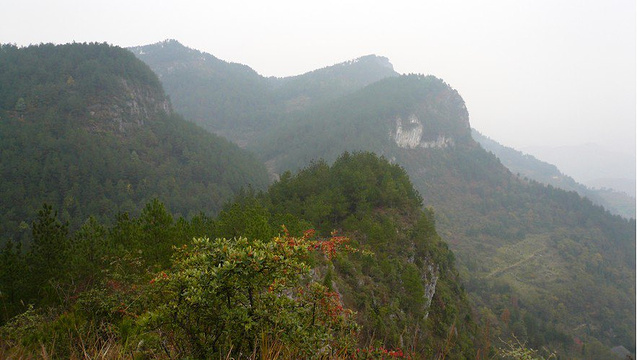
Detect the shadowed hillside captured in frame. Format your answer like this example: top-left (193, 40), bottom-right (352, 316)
top-left (0, 43), bottom-right (269, 241)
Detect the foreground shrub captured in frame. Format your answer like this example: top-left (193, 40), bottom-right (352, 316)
top-left (140, 229), bottom-right (359, 358)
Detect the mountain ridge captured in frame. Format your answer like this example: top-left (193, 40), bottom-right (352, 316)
top-left (522, 143), bottom-right (636, 197)
top-left (133, 40), bottom-right (635, 357)
top-left (130, 40), bottom-right (399, 145)
top-left (473, 129), bottom-right (636, 219)
top-left (0, 42), bottom-right (478, 358)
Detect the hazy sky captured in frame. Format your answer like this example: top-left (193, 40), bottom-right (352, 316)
top-left (2, 0), bottom-right (635, 157)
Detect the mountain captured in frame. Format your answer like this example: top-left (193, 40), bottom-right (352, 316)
top-left (130, 40), bottom-right (398, 146)
top-left (0, 153), bottom-right (477, 358)
top-left (523, 143), bottom-right (636, 198)
top-left (258, 74), bottom-right (635, 356)
top-left (215, 152), bottom-right (478, 357)
top-left (267, 54), bottom-right (398, 112)
top-left (259, 74), bottom-right (635, 358)
top-left (0, 42), bottom-right (476, 358)
top-left (0, 43), bottom-right (270, 241)
top-left (129, 40), bottom-right (275, 146)
top-left (255, 74), bottom-right (471, 170)
top-left (133, 41), bottom-right (634, 357)
top-left (473, 130), bottom-right (636, 219)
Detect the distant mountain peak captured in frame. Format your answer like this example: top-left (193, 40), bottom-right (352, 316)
top-left (129, 40), bottom-right (260, 79)
top-left (302, 54), bottom-right (397, 78)
top-left (335, 54), bottom-right (394, 71)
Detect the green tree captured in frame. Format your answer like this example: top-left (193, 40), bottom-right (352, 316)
top-left (141, 230), bottom-right (358, 358)
top-left (28, 204), bottom-right (70, 303)
top-left (138, 198), bottom-right (176, 267)
top-left (0, 240), bottom-right (27, 321)
top-left (66, 216), bottom-right (108, 290)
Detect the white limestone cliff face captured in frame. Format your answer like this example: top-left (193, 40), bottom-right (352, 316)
top-left (421, 136), bottom-right (454, 149)
top-left (393, 114), bottom-right (454, 149)
top-left (394, 115), bottom-right (423, 148)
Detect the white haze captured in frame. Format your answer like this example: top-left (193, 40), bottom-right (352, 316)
top-left (2, 0), bottom-right (635, 187)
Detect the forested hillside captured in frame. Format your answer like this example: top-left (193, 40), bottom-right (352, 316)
top-left (0, 153), bottom-right (478, 358)
top-left (258, 75), bottom-right (636, 359)
top-left (257, 74), bottom-right (635, 358)
top-left (255, 75), bottom-right (471, 172)
top-left (134, 42), bottom-right (635, 358)
top-left (473, 130), bottom-right (636, 219)
top-left (2, 40), bottom-right (632, 359)
top-left (130, 40), bottom-right (398, 146)
top-left (0, 43), bottom-right (269, 241)
top-left (130, 40), bottom-right (276, 146)
top-left (218, 152), bottom-right (479, 358)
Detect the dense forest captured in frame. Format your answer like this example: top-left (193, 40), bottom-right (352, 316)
top-left (0, 43), bottom-right (269, 242)
top-left (0, 42), bottom-right (480, 359)
top-left (0, 152), bottom-right (480, 358)
top-left (133, 41), bottom-right (635, 359)
top-left (0, 41), bottom-right (634, 359)
top-left (259, 75), bottom-right (636, 358)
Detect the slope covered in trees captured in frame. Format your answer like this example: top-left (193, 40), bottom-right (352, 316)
top-left (130, 40), bottom-right (398, 146)
top-left (255, 74), bottom-right (636, 358)
top-left (130, 40), bottom-right (277, 146)
top-left (0, 153), bottom-right (477, 359)
top-left (255, 74), bottom-right (471, 172)
top-left (10, 39), bottom-right (630, 358)
top-left (259, 152), bottom-right (478, 357)
top-left (473, 129), bottom-right (636, 219)
top-left (135, 42), bottom-right (634, 357)
top-left (0, 43), bottom-right (270, 241)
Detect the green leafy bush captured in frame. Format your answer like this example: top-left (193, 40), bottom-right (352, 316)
top-left (140, 229), bottom-right (358, 358)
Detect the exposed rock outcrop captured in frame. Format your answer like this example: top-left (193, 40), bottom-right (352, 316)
top-left (86, 78), bottom-right (171, 134)
top-left (393, 114), bottom-right (455, 149)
